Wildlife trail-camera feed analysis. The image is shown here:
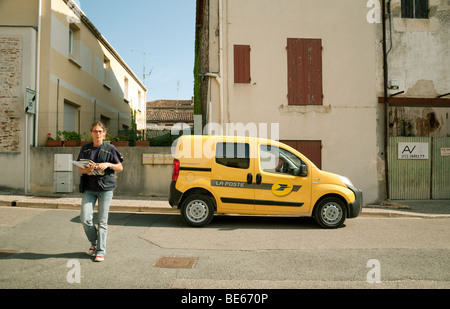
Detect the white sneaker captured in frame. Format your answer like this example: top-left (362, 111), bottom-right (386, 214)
top-left (94, 255), bottom-right (105, 262)
top-left (87, 245), bottom-right (97, 256)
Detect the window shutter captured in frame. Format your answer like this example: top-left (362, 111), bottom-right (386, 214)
top-left (281, 140), bottom-right (322, 169)
top-left (287, 38), bottom-right (323, 106)
top-left (415, 0), bottom-right (428, 19)
top-left (234, 45), bottom-right (251, 83)
top-left (401, 0), bottom-right (414, 18)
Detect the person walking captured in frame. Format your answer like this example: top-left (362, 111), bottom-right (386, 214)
top-left (77, 122), bottom-right (123, 262)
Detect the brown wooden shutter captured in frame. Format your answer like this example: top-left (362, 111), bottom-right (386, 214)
top-left (281, 140), bottom-right (322, 169)
top-left (234, 45), bottom-right (251, 83)
top-left (287, 38), bottom-right (322, 105)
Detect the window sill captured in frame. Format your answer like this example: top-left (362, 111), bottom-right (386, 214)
top-left (103, 84), bottom-right (111, 90)
top-left (68, 57), bottom-right (82, 68)
top-left (279, 104), bottom-right (331, 114)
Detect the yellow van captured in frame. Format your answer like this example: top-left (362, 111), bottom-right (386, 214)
top-left (169, 135), bottom-right (362, 228)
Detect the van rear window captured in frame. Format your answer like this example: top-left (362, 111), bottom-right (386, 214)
top-left (215, 142), bottom-right (250, 169)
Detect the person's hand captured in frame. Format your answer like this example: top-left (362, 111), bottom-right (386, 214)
top-left (95, 162), bottom-right (109, 171)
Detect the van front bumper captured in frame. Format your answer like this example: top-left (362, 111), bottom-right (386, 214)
top-left (347, 186), bottom-right (363, 218)
top-left (169, 181), bottom-right (183, 208)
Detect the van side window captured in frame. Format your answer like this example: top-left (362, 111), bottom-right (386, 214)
top-left (260, 145), bottom-right (302, 176)
top-left (216, 142), bottom-right (250, 169)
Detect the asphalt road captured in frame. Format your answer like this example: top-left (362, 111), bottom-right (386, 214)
top-left (1, 206), bottom-right (449, 292)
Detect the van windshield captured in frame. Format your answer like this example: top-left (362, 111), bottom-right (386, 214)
top-left (260, 145), bottom-right (302, 175)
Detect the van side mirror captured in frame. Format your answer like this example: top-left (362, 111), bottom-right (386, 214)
top-left (298, 164), bottom-right (307, 177)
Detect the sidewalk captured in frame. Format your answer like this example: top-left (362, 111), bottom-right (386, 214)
top-left (1, 193), bottom-right (449, 218)
top-left (0, 194), bottom-right (178, 214)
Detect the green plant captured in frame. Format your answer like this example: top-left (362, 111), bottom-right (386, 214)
top-left (81, 132), bottom-right (93, 141)
top-left (62, 130), bottom-right (81, 141)
top-left (47, 131), bottom-right (61, 140)
top-left (112, 133), bottom-right (129, 141)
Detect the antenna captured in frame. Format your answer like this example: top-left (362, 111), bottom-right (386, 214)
top-left (131, 50), bottom-right (152, 85)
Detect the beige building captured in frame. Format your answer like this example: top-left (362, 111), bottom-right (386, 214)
top-left (196, 0), bottom-right (381, 203)
top-left (0, 0), bottom-right (146, 192)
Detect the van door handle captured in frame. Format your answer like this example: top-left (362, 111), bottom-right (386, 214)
top-left (256, 173), bottom-right (262, 185)
top-left (247, 173), bottom-right (253, 184)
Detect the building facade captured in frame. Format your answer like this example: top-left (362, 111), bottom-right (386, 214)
top-left (377, 0), bottom-right (450, 199)
top-left (196, 0), bottom-right (381, 203)
top-left (0, 0), bottom-right (146, 193)
top-left (147, 99), bottom-right (194, 129)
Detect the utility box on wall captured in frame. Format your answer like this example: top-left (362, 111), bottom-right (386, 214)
top-left (54, 154), bottom-right (73, 193)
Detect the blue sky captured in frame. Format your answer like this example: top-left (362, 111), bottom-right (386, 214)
top-left (78, 0), bottom-right (196, 101)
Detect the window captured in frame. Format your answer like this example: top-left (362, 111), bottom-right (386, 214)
top-left (63, 101), bottom-right (78, 132)
top-left (69, 28), bottom-right (74, 54)
top-left (260, 145), bottom-right (303, 176)
top-left (68, 23), bottom-right (80, 59)
top-left (103, 56), bottom-right (111, 88)
top-left (216, 142), bottom-right (250, 169)
top-left (287, 38), bottom-right (323, 106)
top-left (234, 45), bottom-right (251, 83)
top-left (401, 0), bottom-right (428, 19)
top-left (124, 77), bottom-right (129, 102)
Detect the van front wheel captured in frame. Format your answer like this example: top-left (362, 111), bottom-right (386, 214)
top-left (181, 194), bottom-right (214, 227)
top-left (313, 197), bottom-right (347, 228)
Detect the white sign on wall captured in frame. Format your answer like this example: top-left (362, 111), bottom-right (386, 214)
top-left (398, 142), bottom-right (429, 159)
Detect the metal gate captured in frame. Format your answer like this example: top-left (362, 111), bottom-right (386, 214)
top-left (388, 137), bottom-right (450, 200)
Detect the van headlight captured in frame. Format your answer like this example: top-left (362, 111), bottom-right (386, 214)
top-left (340, 176), bottom-right (354, 188)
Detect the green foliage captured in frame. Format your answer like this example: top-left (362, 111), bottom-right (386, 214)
top-left (62, 131), bottom-right (81, 141)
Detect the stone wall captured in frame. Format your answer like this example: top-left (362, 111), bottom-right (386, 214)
top-left (0, 35), bottom-right (22, 152)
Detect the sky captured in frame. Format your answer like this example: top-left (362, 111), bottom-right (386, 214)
top-left (77, 0), bottom-right (196, 101)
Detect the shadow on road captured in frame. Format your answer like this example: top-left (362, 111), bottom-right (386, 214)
top-left (70, 212), bottom-right (328, 230)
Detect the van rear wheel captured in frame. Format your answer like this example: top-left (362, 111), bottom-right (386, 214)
top-left (181, 194), bottom-right (214, 227)
top-left (313, 197), bottom-right (347, 228)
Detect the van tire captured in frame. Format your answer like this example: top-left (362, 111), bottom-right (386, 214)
top-left (181, 194), bottom-right (214, 227)
top-left (313, 197), bottom-right (347, 228)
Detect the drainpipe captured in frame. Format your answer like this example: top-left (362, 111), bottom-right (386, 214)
top-left (204, 0), bottom-right (224, 131)
top-left (34, 0), bottom-right (42, 146)
top-left (218, 0), bottom-right (224, 126)
top-left (382, 0), bottom-right (390, 200)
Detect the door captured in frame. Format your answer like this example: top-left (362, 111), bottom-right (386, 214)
top-left (211, 141), bottom-right (255, 212)
top-left (254, 143), bottom-right (311, 214)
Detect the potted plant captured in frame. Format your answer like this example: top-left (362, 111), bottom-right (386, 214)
top-left (111, 134), bottom-right (129, 147)
top-left (135, 130), bottom-right (150, 147)
top-left (62, 131), bottom-right (81, 146)
top-left (46, 132), bottom-right (63, 147)
top-left (80, 132), bottom-right (93, 146)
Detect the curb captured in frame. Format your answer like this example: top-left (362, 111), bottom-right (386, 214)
top-left (1, 196), bottom-right (449, 218)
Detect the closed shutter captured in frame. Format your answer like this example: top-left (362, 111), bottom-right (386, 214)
top-left (281, 140), bottom-right (322, 169)
top-left (401, 0), bottom-right (428, 19)
top-left (234, 45), bottom-right (251, 83)
top-left (287, 38), bottom-right (322, 106)
top-left (415, 0), bottom-right (428, 19)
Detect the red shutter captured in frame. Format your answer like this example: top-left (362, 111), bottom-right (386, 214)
top-left (287, 38), bottom-right (322, 105)
top-left (281, 140), bottom-right (322, 169)
top-left (234, 45), bottom-right (251, 83)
